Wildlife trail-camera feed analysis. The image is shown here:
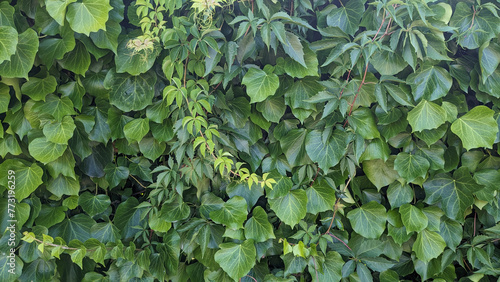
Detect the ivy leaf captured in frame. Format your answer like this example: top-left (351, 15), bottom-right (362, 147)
top-left (306, 179), bottom-right (336, 215)
top-left (103, 163), bottom-right (129, 188)
top-left (451, 106), bottom-right (498, 150)
top-left (423, 168), bottom-right (479, 221)
top-left (139, 137), bottom-right (165, 161)
top-left (123, 118), bottom-right (150, 143)
top-left (387, 182), bottom-right (413, 209)
top-left (285, 78), bottom-right (324, 111)
top-left (305, 129), bottom-right (348, 171)
top-left (0, 26), bottom-right (17, 64)
top-left (38, 27), bottom-right (76, 67)
top-left (311, 251), bottom-right (343, 282)
top-left (394, 152), bottom-right (430, 183)
top-left (29, 137), bottom-right (67, 164)
top-left (104, 68), bottom-right (156, 112)
top-left (279, 129), bottom-right (310, 167)
top-left (66, 0), bottom-right (112, 36)
top-left (0, 29), bottom-right (38, 78)
top-left (284, 45), bottom-right (319, 78)
top-left (58, 41), bottom-right (91, 76)
top-left (256, 96), bottom-right (286, 123)
top-left (0, 83), bottom-right (9, 114)
top-left (479, 41), bottom-right (500, 82)
top-left (407, 100), bottom-right (447, 132)
top-left (265, 171), bottom-right (292, 199)
top-left (90, 20), bottom-right (121, 54)
top-left (282, 32), bottom-right (306, 67)
top-left (33, 94), bottom-right (76, 121)
top-left (49, 214), bottom-right (95, 243)
top-left (115, 37), bottom-right (159, 75)
top-left (450, 2), bottom-right (499, 49)
top-left (160, 194), bottom-right (190, 222)
top-left (78, 192), bottom-right (111, 217)
top-left (43, 116), bottom-right (76, 145)
top-left (347, 201), bottom-right (387, 239)
top-left (406, 65), bottom-right (452, 102)
top-left (348, 108), bottom-right (380, 139)
top-left (439, 218), bottom-right (462, 251)
top-left (214, 240), bottom-right (256, 281)
top-left (269, 189), bottom-right (307, 228)
top-left (399, 204), bottom-right (428, 233)
top-left (244, 206), bottom-right (275, 242)
top-left (370, 50), bottom-right (408, 76)
top-left (363, 156), bottom-right (399, 190)
top-left (21, 76), bottom-right (57, 101)
top-left (45, 0), bottom-right (77, 25)
top-left (412, 229), bottom-right (446, 262)
top-left (241, 67), bottom-right (279, 103)
top-left (210, 196), bottom-right (248, 230)
top-left (47, 175), bottom-right (80, 197)
top-left (0, 159), bottom-right (43, 201)
top-left (326, 0), bottom-right (364, 36)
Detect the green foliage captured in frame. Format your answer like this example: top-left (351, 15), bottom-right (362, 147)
top-left (1, 0), bottom-right (500, 281)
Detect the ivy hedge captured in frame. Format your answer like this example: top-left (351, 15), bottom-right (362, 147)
top-left (1, 0), bottom-right (500, 281)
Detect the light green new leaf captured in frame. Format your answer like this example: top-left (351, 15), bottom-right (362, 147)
top-left (269, 189), bottom-right (307, 228)
top-left (407, 99), bottom-right (446, 132)
top-left (242, 67), bottom-right (279, 103)
top-left (66, 0), bottom-right (112, 35)
top-left (47, 174), bottom-right (80, 197)
top-left (0, 26), bottom-right (17, 64)
top-left (0, 29), bottom-right (39, 78)
top-left (399, 204), bottom-right (428, 233)
top-left (214, 240), bottom-right (256, 281)
top-left (394, 152), bottom-right (430, 183)
top-left (43, 116), bottom-right (76, 145)
top-left (326, 0), bottom-right (364, 36)
top-left (451, 106), bottom-right (498, 150)
top-left (306, 179), bottom-right (336, 214)
top-left (104, 69), bottom-right (156, 112)
top-left (210, 196), bottom-right (248, 230)
top-left (46, 0), bottom-right (77, 25)
top-left (79, 192), bottom-right (111, 217)
top-left (244, 206), bottom-right (275, 242)
top-left (423, 168), bottom-right (479, 221)
top-left (29, 137), bottom-right (67, 164)
top-left (124, 118), bottom-right (150, 143)
top-left (21, 76), bottom-right (57, 101)
top-left (305, 129), bottom-right (348, 171)
top-left (406, 65), bottom-right (452, 102)
top-left (363, 156), bottom-right (399, 190)
top-left (0, 159), bottom-right (43, 201)
top-left (347, 201), bottom-right (387, 239)
top-left (412, 229), bottom-right (446, 262)
top-left (265, 171), bottom-right (292, 199)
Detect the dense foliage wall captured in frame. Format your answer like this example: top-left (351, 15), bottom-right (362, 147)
top-left (1, 0), bottom-right (500, 281)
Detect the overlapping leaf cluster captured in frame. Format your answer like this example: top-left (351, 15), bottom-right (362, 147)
top-left (1, 0), bottom-right (500, 281)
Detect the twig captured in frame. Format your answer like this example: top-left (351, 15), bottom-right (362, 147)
top-left (129, 174), bottom-right (147, 189)
top-left (325, 174), bottom-right (354, 234)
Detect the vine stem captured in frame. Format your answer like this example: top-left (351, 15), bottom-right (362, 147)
top-left (343, 63), bottom-right (369, 127)
top-left (129, 174), bottom-right (147, 189)
top-left (324, 173), bottom-right (354, 235)
top-left (372, 8), bottom-right (386, 42)
top-left (338, 69), bottom-right (352, 98)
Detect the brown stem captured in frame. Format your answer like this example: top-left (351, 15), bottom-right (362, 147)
top-left (325, 174), bottom-right (353, 234)
top-left (343, 63), bottom-right (369, 127)
top-left (328, 232), bottom-right (353, 252)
